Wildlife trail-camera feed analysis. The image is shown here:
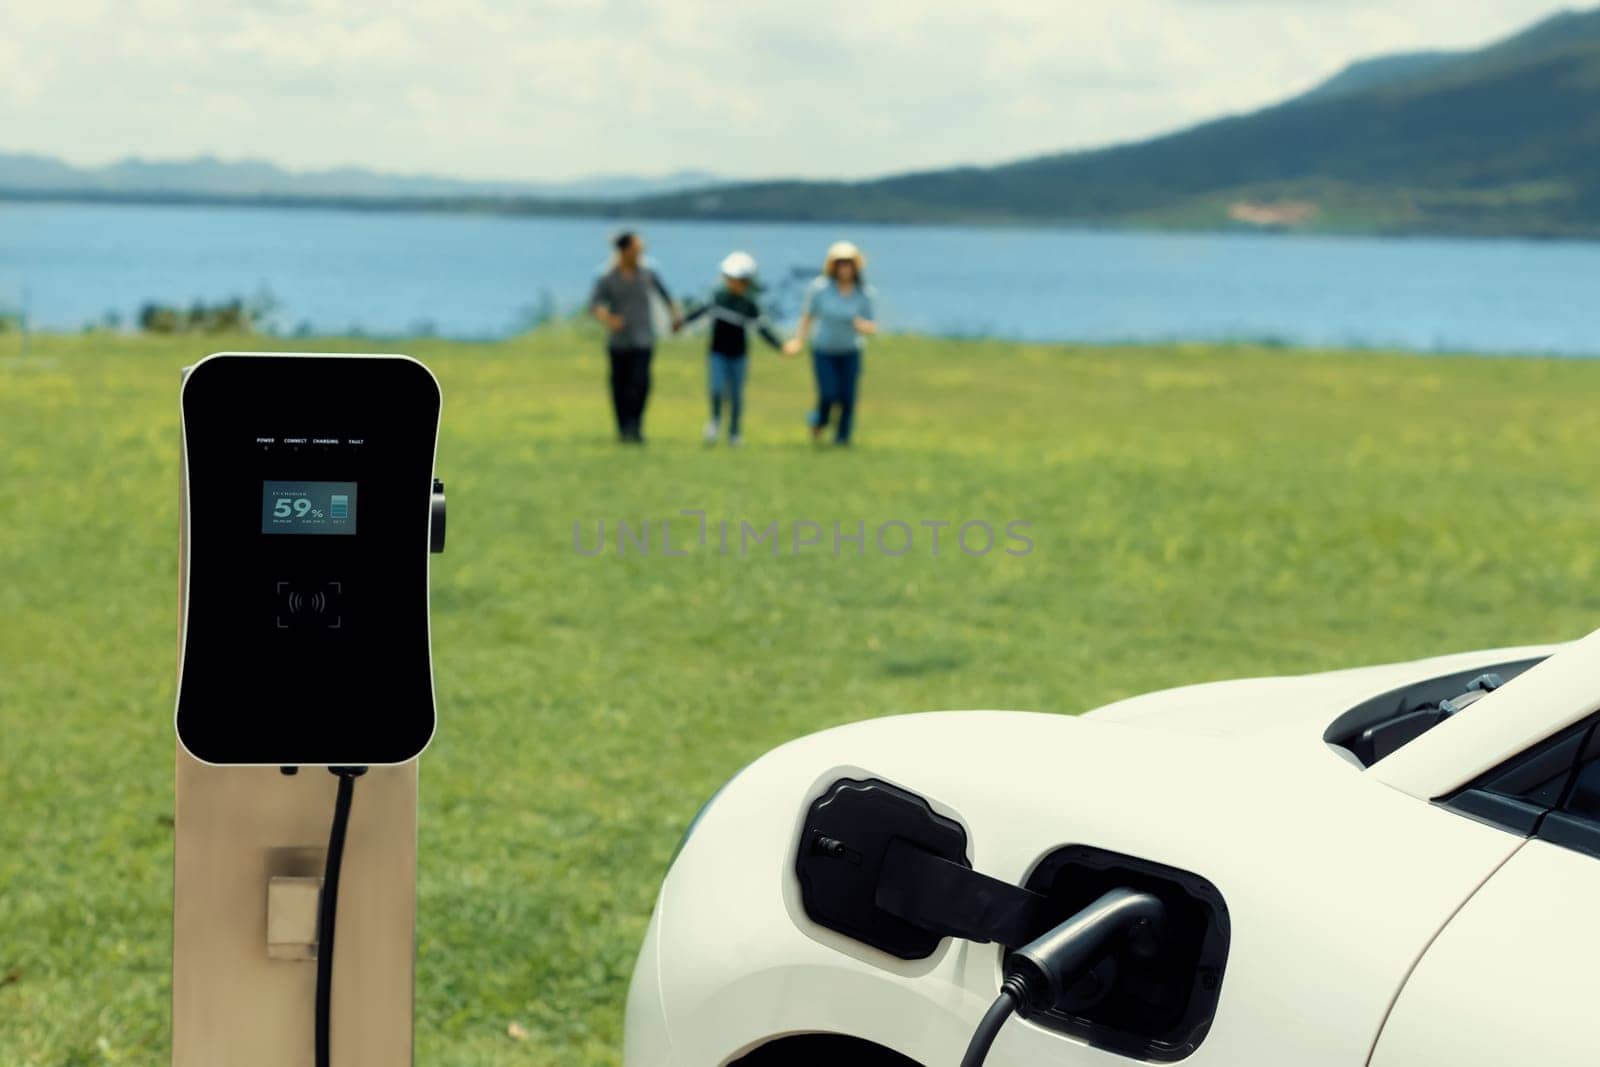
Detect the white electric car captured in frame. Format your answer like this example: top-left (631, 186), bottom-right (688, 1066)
top-left (625, 629), bottom-right (1600, 1066)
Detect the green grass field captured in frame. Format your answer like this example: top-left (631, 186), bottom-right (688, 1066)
top-left (4, 326), bottom-right (1600, 1064)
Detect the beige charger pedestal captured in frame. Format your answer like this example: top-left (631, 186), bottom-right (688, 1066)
top-left (171, 355), bottom-right (439, 1066)
top-left (171, 750), bottom-right (418, 1066)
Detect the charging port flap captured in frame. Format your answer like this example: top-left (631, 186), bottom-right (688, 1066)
top-left (796, 777), bottom-right (1050, 959)
top-left (877, 839), bottom-right (1052, 947)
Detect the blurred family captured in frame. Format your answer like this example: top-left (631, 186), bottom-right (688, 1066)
top-left (588, 232), bottom-right (876, 447)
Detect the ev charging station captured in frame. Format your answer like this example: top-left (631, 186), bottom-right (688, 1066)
top-left (173, 353), bottom-right (444, 1067)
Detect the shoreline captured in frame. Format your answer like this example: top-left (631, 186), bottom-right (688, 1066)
top-left (6, 188), bottom-right (1600, 245)
top-left (5, 327), bottom-right (1597, 365)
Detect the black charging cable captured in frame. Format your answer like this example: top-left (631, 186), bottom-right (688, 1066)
top-left (316, 766), bottom-right (368, 1067)
top-left (961, 888), bottom-right (1165, 1067)
top-left (962, 973), bottom-right (1034, 1067)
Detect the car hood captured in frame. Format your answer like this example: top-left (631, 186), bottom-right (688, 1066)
top-left (1082, 642), bottom-right (1558, 740)
top-left (653, 643), bottom-right (1565, 1065)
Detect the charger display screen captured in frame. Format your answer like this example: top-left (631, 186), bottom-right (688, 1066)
top-left (262, 480), bottom-right (358, 535)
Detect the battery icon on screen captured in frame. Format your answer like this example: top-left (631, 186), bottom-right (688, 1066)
top-left (330, 494), bottom-right (349, 520)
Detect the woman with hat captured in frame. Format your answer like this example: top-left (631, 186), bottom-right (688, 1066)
top-left (783, 241), bottom-right (877, 446)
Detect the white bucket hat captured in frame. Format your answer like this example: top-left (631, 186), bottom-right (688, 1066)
top-left (720, 251), bottom-right (758, 280)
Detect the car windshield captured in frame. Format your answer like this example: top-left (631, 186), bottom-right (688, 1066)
top-left (1325, 658), bottom-right (1547, 768)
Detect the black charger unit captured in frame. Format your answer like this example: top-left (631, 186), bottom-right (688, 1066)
top-left (175, 352), bottom-right (444, 766)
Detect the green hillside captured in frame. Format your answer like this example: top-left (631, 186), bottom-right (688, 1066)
top-left (623, 8), bottom-right (1600, 236)
top-left (1297, 52), bottom-right (1460, 102)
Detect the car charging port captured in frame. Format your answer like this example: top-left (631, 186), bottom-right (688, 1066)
top-left (962, 888), bottom-right (1167, 1067)
top-left (1018, 845), bottom-right (1229, 1060)
top-left (795, 778), bottom-right (1230, 1061)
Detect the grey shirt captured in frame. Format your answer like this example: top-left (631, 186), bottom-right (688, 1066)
top-left (590, 265), bottom-right (674, 350)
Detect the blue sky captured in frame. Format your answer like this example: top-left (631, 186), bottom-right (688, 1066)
top-left (0, 0), bottom-right (1574, 182)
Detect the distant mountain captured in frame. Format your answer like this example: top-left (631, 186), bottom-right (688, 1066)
top-left (617, 7), bottom-right (1600, 237)
top-left (0, 152), bottom-right (722, 202)
top-left (7, 7), bottom-right (1600, 238)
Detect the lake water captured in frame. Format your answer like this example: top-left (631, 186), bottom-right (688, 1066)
top-left (3, 200), bottom-right (1598, 355)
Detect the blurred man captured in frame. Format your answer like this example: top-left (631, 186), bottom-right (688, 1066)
top-left (589, 231), bottom-right (682, 444)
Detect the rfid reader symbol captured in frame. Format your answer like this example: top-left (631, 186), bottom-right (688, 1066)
top-left (275, 581), bottom-right (343, 630)
top-left (285, 590), bottom-right (329, 615)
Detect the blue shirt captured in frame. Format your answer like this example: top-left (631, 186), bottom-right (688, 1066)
top-left (802, 277), bottom-right (875, 354)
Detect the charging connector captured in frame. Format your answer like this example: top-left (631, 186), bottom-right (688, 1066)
top-left (961, 888), bottom-right (1165, 1067)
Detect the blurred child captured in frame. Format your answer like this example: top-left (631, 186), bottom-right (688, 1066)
top-left (682, 251), bottom-right (787, 446)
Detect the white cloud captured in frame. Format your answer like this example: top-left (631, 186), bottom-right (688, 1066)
top-left (0, 0), bottom-right (1574, 181)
